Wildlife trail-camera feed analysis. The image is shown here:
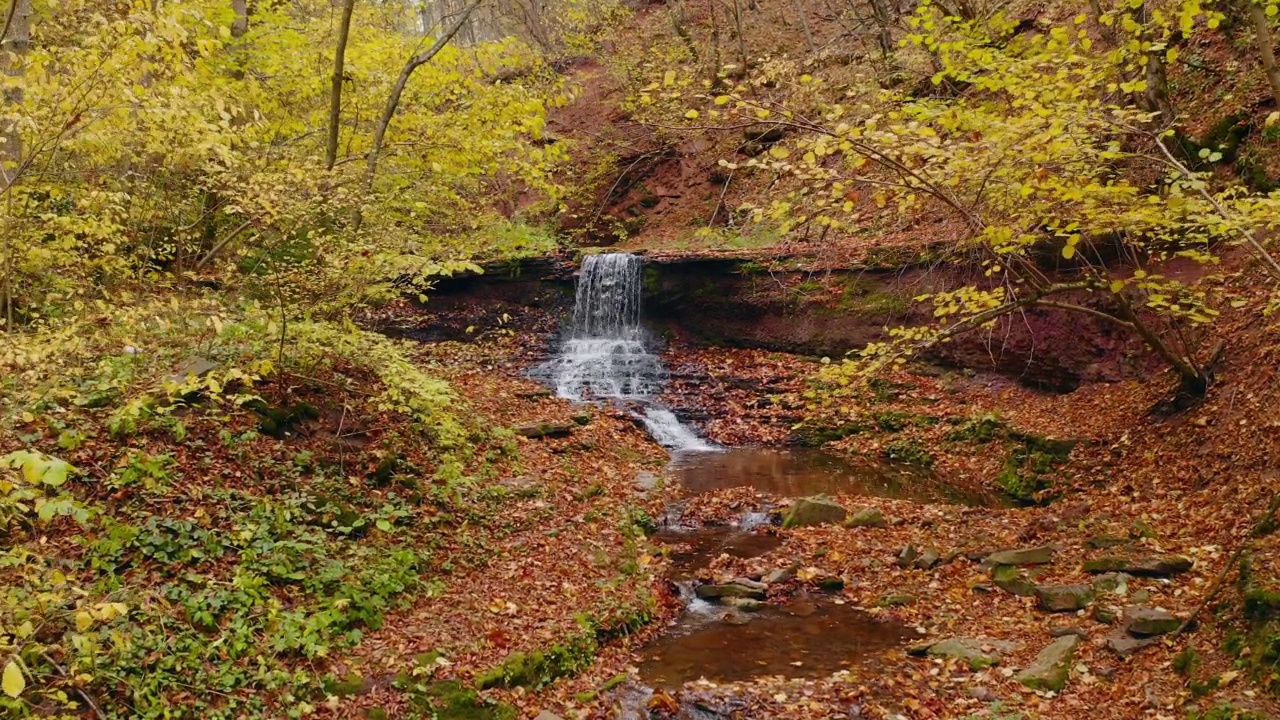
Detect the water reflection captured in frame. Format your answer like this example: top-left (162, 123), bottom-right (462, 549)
top-left (638, 598), bottom-right (912, 687)
top-left (668, 447), bottom-right (994, 506)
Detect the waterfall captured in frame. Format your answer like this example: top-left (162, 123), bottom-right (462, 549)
top-left (538, 253), bottom-right (715, 452)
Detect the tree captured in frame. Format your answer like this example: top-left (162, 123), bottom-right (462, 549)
top-left (327, 0), bottom-right (358, 169)
top-left (1250, 0), bottom-right (1280, 108)
top-left (358, 0), bottom-right (483, 220)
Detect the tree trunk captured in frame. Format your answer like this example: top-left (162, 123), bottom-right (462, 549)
top-left (231, 0), bottom-right (249, 38)
top-left (1250, 0), bottom-right (1280, 108)
top-left (1, 0), bottom-right (31, 331)
top-left (869, 0), bottom-right (894, 58)
top-left (792, 0), bottom-right (816, 52)
top-left (326, 0), bottom-right (357, 170)
top-left (356, 0), bottom-right (482, 227)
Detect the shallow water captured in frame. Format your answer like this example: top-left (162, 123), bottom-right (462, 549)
top-left (638, 597), bottom-right (913, 688)
top-left (668, 446), bottom-right (994, 506)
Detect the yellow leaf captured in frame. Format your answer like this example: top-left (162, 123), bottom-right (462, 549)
top-left (768, 146), bottom-right (791, 159)
top-left (802, 151), bottom-right (816, 164)
top-left (1062, 245), bottom-right (1076, 260)
top-left (1267, 111), bottom-right (1280, 127)
top-left (76, 611), bottom-right (94, 632)
top-left (662, 70), bottom-right (676, 87)
top-left (713, 95), bottom-right (730, 105)
top-left (1110, 280), bottom-right (1125, 293)
top-left (2, 660), bottom-right (23, 698)
top-left (684, 109), bottom-right (699, 120)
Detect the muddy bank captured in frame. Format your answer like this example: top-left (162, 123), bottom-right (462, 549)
top-left (423, 254), bottom-right (1156, 392)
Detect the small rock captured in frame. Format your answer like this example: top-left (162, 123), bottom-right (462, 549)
top-left (571, 412), bottom-right (591, 426)
top-left (969, 686), bottom-right (995, 702)
top-left (1092, 605), bottom-right (1121, 624)
top-left (1049, 626), bottom-right (1088, 638)
top-left (515, 422), bottom-right (574, 439)
top-left (1016, 635), bottom-right (1080, 692)
top-left (877, 593), bottom-right (916, 607)
top-left (696, 582), bottom-right (766, 600)
top-left (925, 637), bottom-right (1022, 671)
top-left (915, 548), bottom-right (942, 570)
top-left (1035, 584), bottom-right (1095, 613)
top-left (1082, 554), bottom-right (1192, 577)
top-left (783, 496), bottom-right (848, 528)
top-left (730, 577), bottom-right (769, 592)
top-left (1130, 589), bottom-right (1151, 604)
top-left (991, 565), bottom-right (1037, 596)
top-left (1123, 607), bottom-right (1180, 637)
top-left (1091, 572), bottom-right (1131, 595)
top-left (763, 565), bottom-right (798, 584)
top-left (722, 597), bottom-right (767, 612)
top-left (720, 609), bottom-right (752, 625)
top-left (817, 576), bottom-right (845, 591)
top-left (1107, 631), bottom-right (1159, 658)
top-left (847, 507), bottom-right (888, 528)
top-left (897, 544), bottom-right (920, 568)
top-left (169, 356), bottom-right (218, 384)
top-left (984, 545), bottom-right (1055, 566)
top-left (1086, 534), bottom-right (1130, 549)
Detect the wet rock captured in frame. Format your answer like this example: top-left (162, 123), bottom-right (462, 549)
top-left (695, 582), bottom-right (767, 600)
top-left (515, 422), bottom-right (574, 439)
top-left (1107, 631), bottom-right (1159, 658)
top-left (1035, 584), bottom-right (1095, 613)
top-left (847, 507), bottom-right (888, 528)
top-left (571, 412), bottom-right (592, 426)
top-left (1049, 626), bottom-right (1088, 638)
top-left (730, 577), bottom-right (769, 592)
top-left (985, 545), bottom-right (1055, 566)
top-left (1123, 607), bottom-right (1180, 637)
top-left (1091, 572), bottom-right (1131, 595)
top-left (763, 565), bottom-right (798, 584)
top-left (722, 597), bottom-right (767, 612)
top-left (991, 565), bottom-right (1037, 596)
top-left (1017, 635), bottom-right (1079, 692)
top-left (783, 496), bottom-right (848, 528)
top-left (1082, 554), bottom-right (1192, 577)
top-left (915, 548), bottom-right (942, 570)
top-left (516, 387), bottom-right (554, 399)
top-left (897, 544), bottom-right (920, 568)
top-left (923, 637), bottom-right (1022, 670)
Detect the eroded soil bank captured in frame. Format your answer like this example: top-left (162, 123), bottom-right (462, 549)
top-left (367, 261), bottom-right (1280, 720)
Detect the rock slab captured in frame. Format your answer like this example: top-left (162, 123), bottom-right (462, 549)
top-left (985, 545), bottom-right (1055, 566)
top-left (1035, 584), bottom-right (1095, 612)
top-left (1017, 635), bottom-right (1080, 692)
top-left (783, 496), bottom-right (848, 528)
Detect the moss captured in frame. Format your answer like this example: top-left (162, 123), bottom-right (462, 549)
top-left (881, 439), bottom-right (934, 467)
top-left (998, 433), bottom-right (1073, 505)
top-left (474, 633), bottom-right (598, 690)
top-left (788, 421), bottom-right (866, 447)
top-left (873, 411), bottom-right (911, 432)
top-left (1185, 704), bottom-right (1266, 720)
top-left (944, 413), bottom-right (1006, 443)
top-left (408, 680), bottom-right (517, 720)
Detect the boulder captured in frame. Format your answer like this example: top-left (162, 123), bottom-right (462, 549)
top-left (1123, 606), bottom-right (1180, 637)
top-left (1048, 626), bottom-right (1088, 638)
top-left (1016, 635), bottom-right (1080, 692)
top-left (923, 637), bottom-right (1022, 671)
top-left (1082, 554), bottom-right (1192, 577)
top-left (991, 565), bottom-right (1037, 596)
top-left (985, 546), bottom-right (1055, 567)
top-left (1092, 604), bottom-right (1120, 624)
top-left (847, 507), bottom-right (888, 528)
top-left (515, 422), bottom-right (574, 439)
top-left (1035, 584), bottom-right (1095, 613)
top-left (783, 496), bottom-right (848, 528)
top-left (169, 356), bottom-right (219, 384)
top-left (695, 582), bottom-right (767, 600)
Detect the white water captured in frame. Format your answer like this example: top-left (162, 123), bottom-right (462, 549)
top-left (538, 253), bottom-right (715, 453)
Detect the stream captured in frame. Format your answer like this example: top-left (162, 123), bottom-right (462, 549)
top-left (535, 253), bottom-right (945, 712)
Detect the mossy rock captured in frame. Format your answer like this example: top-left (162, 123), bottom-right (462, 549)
top-left (408, 680), bottom-right (517, 720)
top-left (846, 507), bottom-right (887, 528)
top-left (783, 496), bottom-right (848, 528)
top-left (1016, 635), bottom-right (1079, 692)
top-left (474, 635), bottom-right (597, 690)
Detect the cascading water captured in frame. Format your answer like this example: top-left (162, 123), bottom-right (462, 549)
top-left (538, 253), bottom-right (715, 452)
